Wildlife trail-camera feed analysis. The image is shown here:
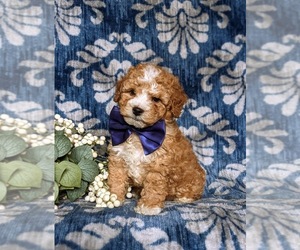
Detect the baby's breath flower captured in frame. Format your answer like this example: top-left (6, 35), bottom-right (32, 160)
top-left (126, 193), bottom-right (133, 199)
top-left (107, 201), bottom-right (114, 209)
top-left (1, 125), bottom-right (15, 131)
top-left (6, 117), bottom-right (15, 124)
top-left (16, 128), bottom-right (27, 135)
top-left (0, 114), bottom-right (9, 119)
top-left (57, 118), bottom-right (64, 124)
top-left (96, 197), bottom-right (102, 204)
top-left (65, 128), bottom-right (72, 135)
top-left (113, 200), bottom-right (121, 207)
top-left (110, 194), bottom-right (117, 202)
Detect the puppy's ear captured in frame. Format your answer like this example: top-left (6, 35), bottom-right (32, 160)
top-left (169, 78), bottom-right (188, 118)
top-left (113, 78), bottom-right (124, 102)
top-left (113, 66), bottom-right (135, 102)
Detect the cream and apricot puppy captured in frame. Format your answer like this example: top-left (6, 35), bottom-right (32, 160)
top-left (108, 63), bottom-right (206, 215)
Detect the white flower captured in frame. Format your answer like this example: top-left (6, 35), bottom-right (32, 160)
top-left (0, 0), bottom-right (42, 46)
top-left (220, 61), bottom-right (246, 116)
top-left (55, 0), bottom-right (81, 46)
top-left (260, 61), bottom-right (300, 116)
top-left (156, 0), bottom-right (209, 59)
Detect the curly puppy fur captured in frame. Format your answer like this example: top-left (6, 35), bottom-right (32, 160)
top-left (108, 63), bottom-right (206, 215)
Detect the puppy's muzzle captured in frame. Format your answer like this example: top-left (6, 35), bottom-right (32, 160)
top-left (132, 107), bottom-right (144, 116)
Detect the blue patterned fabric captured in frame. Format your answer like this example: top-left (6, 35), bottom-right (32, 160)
top-left (55, 0), bottom-right (246, 198)
top-left (0, 0), bottom-right (54, 124)
top-left (0, 0), bottom-right (299, 249)
top-left (246, 0), bottom-right (300, 248)
top-left (55, 1), bottom-right (246, 249)
top-left (0, 0), bottom-right (54, 249)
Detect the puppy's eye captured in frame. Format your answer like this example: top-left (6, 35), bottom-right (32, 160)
top-left (152, 97), bottom-right (161, 103)
top-left (128, 89), bottom-right (136, 96)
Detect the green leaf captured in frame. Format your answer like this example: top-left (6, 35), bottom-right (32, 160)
top-left (55, 130), bottom-right (65, 136)
top-left (0, 130), bottom-right (15, 135)
top-left (0, 181), bottom-right (7, 202)
top-left (5, 161), bottom-right (43, 188)
top-left (55, 134), bottom-right (72, 158)
top-left (66, 180), bottom-right (88, 202)
top-left (0, 134), bottom-right (27, 158)
top-left (54, 145), bottom-right (59, 161)
top-left (59, 186), bottom-right (75, 190)
top-left (55, 163), bottom-right (65, 183)
top-left (55, 161), bottom-right (81, 188)
top-left (69, 145), bottom-right (93, 164)
top-left (78, 158), bottom-right (99, 182)
top-left (37, 157), bottom-right (54, 182)
top-left (22, 144), bottom-right (54, 164)
top-left (18, 180), bottom-right (53, 201)
top-left (54, 182), bottom-right (59, 201)
top-left (0, 145), bottom-right (7, 161)
top-left (0, 162), bottom-right (20, 182)
top-left (8, 186), bottom-right (31, 190)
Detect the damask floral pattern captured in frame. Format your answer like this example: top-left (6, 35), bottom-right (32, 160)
top-left (0, 0), bottom-right (298, 249)
top-left (54, 0), bottom-right (82, 46)
top-left (155, 0), bottom-right (209, 59)
top-left (247, 0), bottom-right (300, 248)
top-left (54, 1), bottom-right (246, 249)
top-left (133, 0), bottom-right (232, 59)
top-left (221, 61), bottom-right (246, 116)
top-left (0, 0), bottom-right (42, 47)
top-left (260, 61), bottom-right (300, 116)
top-left (177, 200), bottom-right (245, 250)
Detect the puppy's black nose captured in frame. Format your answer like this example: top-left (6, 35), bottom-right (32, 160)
top-left (132, 107), bottom-right (144, 116)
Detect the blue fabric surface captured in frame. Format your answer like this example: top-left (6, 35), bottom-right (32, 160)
top-left (54, 1), bottom-right (246, 249)
top-left (1, 0), bottom-right (299, 249)
top-left (246, 0), bottom-right (300, 249)
top-left (55, 198), bottom-right (245, 250)
top-left (0, 0), bottom-right (54, 125)
top-left (55, 0), bottom-right (246, 199)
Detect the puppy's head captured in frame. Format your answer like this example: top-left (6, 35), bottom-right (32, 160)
top-left (114, 63), bottom-right (188, 128)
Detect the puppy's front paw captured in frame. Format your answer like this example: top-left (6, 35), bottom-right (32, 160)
top-left (134, 204), bottom-right (162, 215)
top-left (175, 197), bottom-right (194, 203)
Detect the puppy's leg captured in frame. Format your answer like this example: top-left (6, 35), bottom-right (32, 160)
top-left (107, 156), bottom-right (129, 203)
top-left (135, 172), bottom-right (168, 215)
top-left (175, 166), bottom-right (206, 203)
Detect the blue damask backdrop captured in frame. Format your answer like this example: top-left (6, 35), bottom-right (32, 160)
top-left (0, 0), bottom-right (299, 249)
top-left (55, 1), bottom-right (246, 249)
top-left (55, 0), bottom-right (246, 200)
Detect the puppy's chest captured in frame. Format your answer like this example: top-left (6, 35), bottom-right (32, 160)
top-left (111, 134), bottom-right (153, 182)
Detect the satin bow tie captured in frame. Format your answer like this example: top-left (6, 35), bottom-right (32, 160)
top-left (109, 106), bottom-right (166, 155)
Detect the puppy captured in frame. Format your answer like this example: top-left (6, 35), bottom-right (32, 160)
top-left (107, 63), bottom-right (206, 215)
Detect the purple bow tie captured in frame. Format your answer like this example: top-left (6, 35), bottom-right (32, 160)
top-left (109, 106), bottom-right (166, 155)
